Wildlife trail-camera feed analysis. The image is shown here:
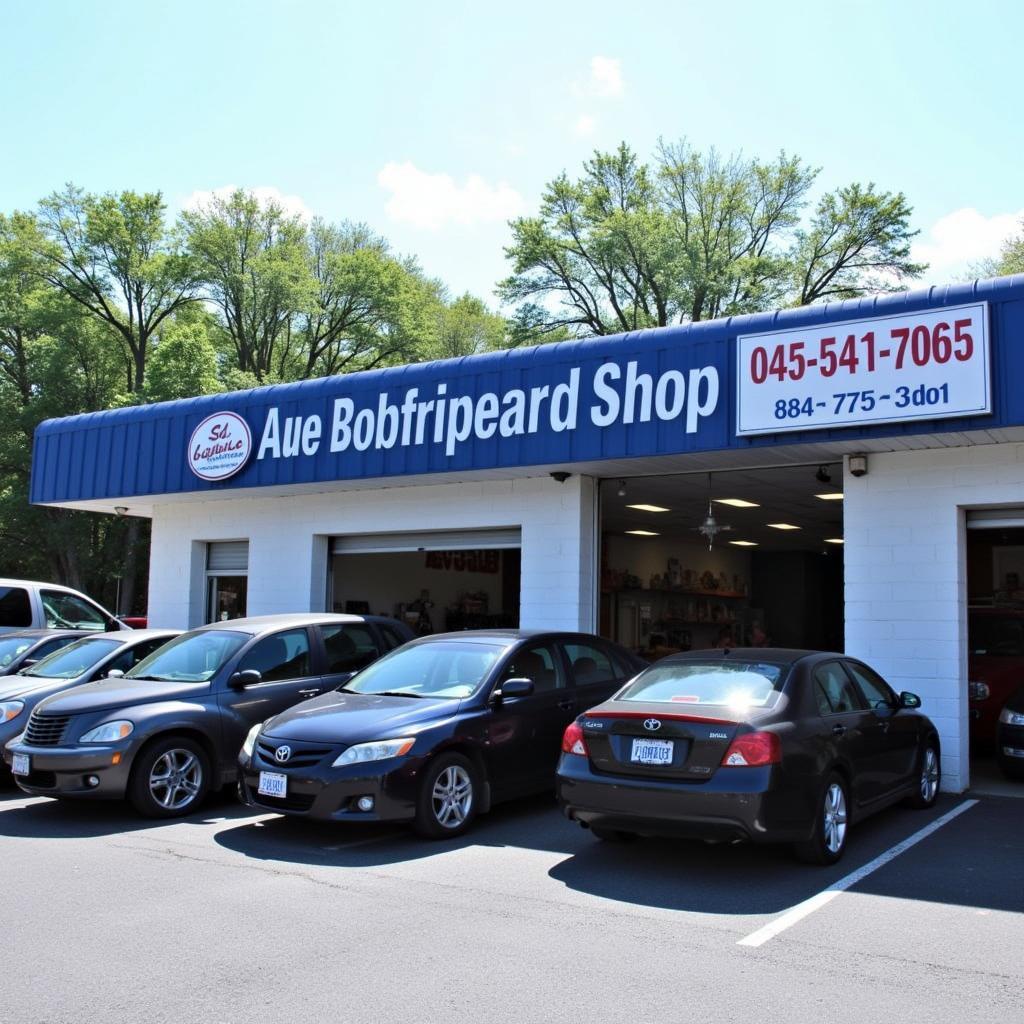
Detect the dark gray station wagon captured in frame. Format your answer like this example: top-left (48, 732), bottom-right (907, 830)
top-left (4, 613), bottom-right (413, 817)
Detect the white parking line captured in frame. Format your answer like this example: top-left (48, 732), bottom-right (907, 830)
top-left (737, 799), bottom-right (979, 948)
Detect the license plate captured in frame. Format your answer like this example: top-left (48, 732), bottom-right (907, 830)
top-left (11, 753), bottom-right (30, 776)
top-left (631, 737), bottom-right (674, 765)
top-left (257, 771), bottom-right (288, 798)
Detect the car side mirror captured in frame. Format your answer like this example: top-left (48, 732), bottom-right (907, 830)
top-left (899, 691), bottom-right (921, 709)
top-left (105, 669), bottom-right (125, 679)
top-left (494, 678), bottom-right (534, 701)
top-left (230, 669), bottom-right (263, 689)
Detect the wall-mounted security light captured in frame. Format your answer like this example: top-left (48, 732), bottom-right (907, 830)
top-left (550, 471), bottom-right (571, 483)
top-left (848, 454), bottom-right (868, 478)
top-left (114, 506), bottom-right (129, 517)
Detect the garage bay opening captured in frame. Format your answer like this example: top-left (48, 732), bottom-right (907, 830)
top-left (328, 529), bottom-right (521, 636)
top-left (600, 466), bottom-right (844, 659)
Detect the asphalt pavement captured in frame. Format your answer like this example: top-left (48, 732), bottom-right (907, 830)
top-left (1, 783), bottom-right (1021, 1024)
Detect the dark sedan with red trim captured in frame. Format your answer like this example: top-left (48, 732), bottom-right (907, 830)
top-left (556, 648), bottom-right (941, 864)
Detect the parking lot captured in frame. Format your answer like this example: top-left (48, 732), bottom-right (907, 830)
top-left (3, 784), bottom-right (1021, 1024)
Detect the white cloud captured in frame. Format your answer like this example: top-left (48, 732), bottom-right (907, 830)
top-left (573, 114), bottom-right (598, 137)
top-left (572, 55), bottom-right (624, 99)
top-left (377, 161), bottom-right (526, 231)
top-left (913, 207), bottom-right (1024, 281)
top-left (180, 184), bottom-right (313, 222)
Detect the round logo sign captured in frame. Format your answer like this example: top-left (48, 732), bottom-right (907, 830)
top-left (188, 412), bottom-right (252, 481)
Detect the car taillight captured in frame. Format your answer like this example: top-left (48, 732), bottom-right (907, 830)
top-left (720, 731), bottom-right (780, 767)
top-left (968, 681), bottom-right (990, 702)
top-left (561, 721), bottom-right (588, 756)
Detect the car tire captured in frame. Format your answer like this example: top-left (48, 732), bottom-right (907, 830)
top-left (590, 826), bottom-right (636, 842)
top-left (794, 771), bottom-right (849, 865)
top-left (413, 752), bottom-right (479, 839)
top-left (995, 752), bottom-right (1024, 781)
top-left (128, 736), bottom-right (210, 818)
top-left (905, 742), bottom-right (941, 808)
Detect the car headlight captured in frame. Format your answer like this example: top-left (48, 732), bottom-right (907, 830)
top-left (332, 738), bottom-right (415, 767)
top-left (79, 721), bottom-right (134, 743)
top-left (968, 681), bottom-right (990, 701)
top-left (999, 707), bottom-right (1024, 726)
top-left (242, 722), bottom-right (262, 758)
top-left (0, 701), bottom-right (24, 724)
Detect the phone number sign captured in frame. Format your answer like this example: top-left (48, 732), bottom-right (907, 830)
top-left (735, 302), bottom-right (991, 436)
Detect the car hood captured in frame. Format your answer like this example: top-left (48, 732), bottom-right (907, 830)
top-left (0, 674), bottom-right (88, 703)
top-left (34, 677), bottom-right (209, 715)
top-left (263, 690), bottom-right (459, 744)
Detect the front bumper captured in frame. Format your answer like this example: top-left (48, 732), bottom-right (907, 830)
top-left (997, 721), bottom-right (1024, 759)
top-left (238, 750), bottom-right (423, 822)
top-left (556, 754), bottom-right (814, 844)
top-left (3, 738), bottom-right (133, 799)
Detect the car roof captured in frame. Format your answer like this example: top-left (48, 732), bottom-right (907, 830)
top-left (407, 629), bottom-right (621, 647)
top-left (0, 629), bottom-right (85, 641)
top-left (653, 647), bottom-right (843, 667)
top-left (189, 613), bottom-right (398, 634)
top-left (0, 578), bottom-right (91, 592)
top-left (64, 629), bottom-right (179, 643)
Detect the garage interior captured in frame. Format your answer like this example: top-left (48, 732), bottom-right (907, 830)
top-left (600, 464), bottom-right (845, 657)
top-left (328, 530), bottom-right (522, 636)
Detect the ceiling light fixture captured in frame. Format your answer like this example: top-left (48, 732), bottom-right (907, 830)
top-left (766, 523), bottom-right (801, 531)
top-left (729, 540), bottom-right (758, 547)
top-left (625, 529), bottom-right (659, 537)
top-left (713, 498), bottom-right (760, 508)
top-left (626, 504), bottom-right (670, 513)
top-left (824, 538), bottom-right (844, 545)
top-left (617, 480), bottom-right (627, 497)
top-left (815, 492), bottom-right (844, 501)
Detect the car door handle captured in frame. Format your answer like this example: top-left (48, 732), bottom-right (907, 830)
top-left (298, 688), bottom-right (321, 696)
top-left (832, 724), bottom-right (846, 736)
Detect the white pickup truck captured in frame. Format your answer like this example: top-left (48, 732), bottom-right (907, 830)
top-left (0, 578), bottom-right (127, 634)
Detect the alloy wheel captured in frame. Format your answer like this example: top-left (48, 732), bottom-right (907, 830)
top-left (823, 781), bottom-right (848, 855)
top-left (920, 747), bottom-right (939, 803)
top-left (431, 764), bottom-right (473, 829)
top-left (149, 749), bottom-right (202, 811)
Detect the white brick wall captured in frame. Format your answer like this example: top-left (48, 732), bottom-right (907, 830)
top-left (148, 474), bottom-right (597, 635)
top-left (844, 442), bottom-right (1024, 792)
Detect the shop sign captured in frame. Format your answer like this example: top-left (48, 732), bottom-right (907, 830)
top-left (188, 412), bottom-right (252, 480)
top-left (735, 302), bottom-right (991, 436)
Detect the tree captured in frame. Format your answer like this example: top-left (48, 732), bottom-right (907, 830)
top-left (15, 186), bottom-right (201, 392)
top-left (500, 141), bottom-right (926, 337)
top-left (427, 293), bottom-right (507, 360)
top-left (143, 311), bottom-right (223, 403)
top-left (983, 219), bottom-right (1024, 276)
top-left (181, 189), bottom-right (312, 382)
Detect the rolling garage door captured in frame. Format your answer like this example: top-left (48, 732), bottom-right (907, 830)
top-left (331, 528), bottom-right (521, 554)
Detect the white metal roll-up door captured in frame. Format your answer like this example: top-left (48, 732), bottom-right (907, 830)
top-left (966, 509), bottom-right (1024, 529)
top-left (331, 528), bottom-right (521, 555)
top-left (207, 540), bottom-right (250, 571)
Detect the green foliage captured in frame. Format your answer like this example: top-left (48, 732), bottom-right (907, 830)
top-left (501, 141), bottom-right (926, 336)
top-left (143, 316), bottom-right (223, 403)
top-left (989, 219), bottom-right (1024, 276)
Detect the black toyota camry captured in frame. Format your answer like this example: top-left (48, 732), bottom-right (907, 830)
top-left (556, 648), bottom-right (941, 864)
top-left (238, 629), bottom-right (647, 837)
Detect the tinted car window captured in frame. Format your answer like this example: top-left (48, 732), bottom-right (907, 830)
top-left (619, 661), bottom-right (784, 709)
top-left (565, 642), bottom-right (617, 686)
top-left (239, 629), bottom-right (311, 682)
top-left (106, 638), bottom-right (171, 676)
top-left (32, 636), bottom-right (79, 661)
top-left (127, 630), bottom-right (248, 683)
top-left (814, 662), bottom-right (867, 714)
top-left (378, 624), bottom-right (408, 651)
top-left (499, 644), bottom-right (563, 693)
top-left (40, 591), bottom-right (107, 631)
top-left (846, 662), bottom-right (897, 710)
top-left (0, 588), bottom-right (32, 629)
top-left (0, 637), bottom-right (36, 667)
top-left (321, 624), bottom-right (379, 673)
top-left (24, 637), bottom-right (121, 678)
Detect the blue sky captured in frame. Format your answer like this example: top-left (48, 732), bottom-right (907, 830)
top-left (2, 0), bottom-right (1022, 305)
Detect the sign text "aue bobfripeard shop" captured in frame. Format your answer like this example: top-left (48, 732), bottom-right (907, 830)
top-left (256, 362), bottom-right (720, 461)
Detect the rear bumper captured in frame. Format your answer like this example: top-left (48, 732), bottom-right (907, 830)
top-left (2, 739), bottom-right (133, 799)
top-left (556, 755), bottom-right (815, 844)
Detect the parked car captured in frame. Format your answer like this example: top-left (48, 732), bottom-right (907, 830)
top-left (3, 613), bottom-right (413, 816)
top-left (996, 685), bottom-right (1024, 780)
top-left (967, 607), bottom-right (1024, 748)
top-left (0, 630), bottom-right (84, 675)
top-left (0, 630), bottom-right (179, 777)
top-left (0, 578), bottom-right (127, 635)
top-left (556, 648), bottom-right (941, 864)
top-left (238, 629), bottom-right (648, 837)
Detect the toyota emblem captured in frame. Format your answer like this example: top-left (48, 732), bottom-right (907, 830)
top-left (643, 718), bottom-right (662, 732)
top-left (274, 745), bottom-right (292, 763)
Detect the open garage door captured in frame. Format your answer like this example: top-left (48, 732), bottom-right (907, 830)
top-left (329, 528), bottom-right (521, 635)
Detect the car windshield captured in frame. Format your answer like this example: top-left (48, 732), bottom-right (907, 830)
top-left (618, 661), bottom-right (785, 711)
top-left (0, 637), bottom-right (35, 668)
top-left (344, 641), bottom-right (504, 700)
top-left (970, 615), bottom-right (1024, 656)
top-left (23, 637), bottom-right (121, 679)
top-left (126, 630), bottom-right (248, 683)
